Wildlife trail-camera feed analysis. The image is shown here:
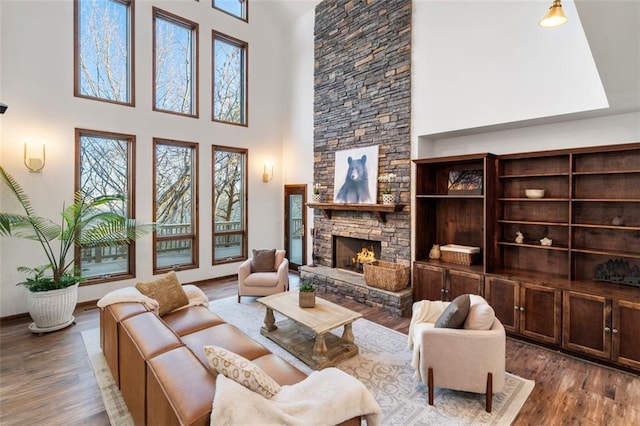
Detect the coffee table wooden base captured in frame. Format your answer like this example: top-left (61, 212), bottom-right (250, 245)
top-left (260, 319), bottom-right (358, 370)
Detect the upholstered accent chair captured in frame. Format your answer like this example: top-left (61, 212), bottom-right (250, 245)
top-left (409, 295), bottom-right (506, 412)
top-left (238, 249), bottom-right (289, 302)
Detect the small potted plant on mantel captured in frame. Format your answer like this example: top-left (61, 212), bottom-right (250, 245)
top-left (298, 280), bottom-right (316, 308)
top-left (378, 173), bottom-right (396, 205)
top-left (0, 166), bottom-right (153, 334)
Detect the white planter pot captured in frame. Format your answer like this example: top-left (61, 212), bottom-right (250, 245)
top-left (382, 193), bottom-right (395, 204)
top-left (312, 193), bottom-right (321, 203)
top-left (26, 283), bottom-right (79, 333)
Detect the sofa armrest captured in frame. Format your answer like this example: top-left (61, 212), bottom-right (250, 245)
top-left (238, 258), bottom-right (252, 283)
top-left (276, 258), bottom-right (289, 290)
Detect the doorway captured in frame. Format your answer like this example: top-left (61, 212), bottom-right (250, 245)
top-left (284, 185), bottom-right (306, 271)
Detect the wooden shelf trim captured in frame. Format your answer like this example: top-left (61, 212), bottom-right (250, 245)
top-left (571, 247), bottom-right (640, 259)
top-left (573, 169), bottom-right (640, 176)
top-left (499, 172), bottom-right (570, 179)
top-left (306, 202), bottom-right (405, 222)
top-left (572, 223), bottom-right (640, 231)
top-left (572, 198), bottom-right (640, 203)
top-left (499, 197), bottom-right (570, 202)
top-left (498, 241), bottom-right (569, 251)
top-left (498, 219), bottom-right (569, 227)
top-left (416, 194), bottom-right (484, 199)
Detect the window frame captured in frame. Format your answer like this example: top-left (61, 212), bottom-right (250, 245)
top-left (212, 145), bottom-right (248, 265)
top-left (212, 0), bottom-right (248, 22)
top-left (152, 138), bottom-right (200, 273)
top-left (152, 7), bottom-right (199, 118)
top-left (74, 128), bottom-right (136, 285)
top-left (211, 30), bottom-right (248, 127)
top-left (74, 0), bottom-right (135, 106)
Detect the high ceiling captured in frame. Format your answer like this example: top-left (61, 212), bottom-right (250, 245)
top-left (271, 0), bottom-right (640, 121)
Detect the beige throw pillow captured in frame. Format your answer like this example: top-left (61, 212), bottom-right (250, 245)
top-left (135, 271), bottom-right (189, 316)
top-left (251, 249), bottom-right (276, 272)
top-left (434, 294), bottom-right (470, 329)
top-left (464, 302), bottom-right (496, 330)
top-left (204, 345), bottom-right (281, 398)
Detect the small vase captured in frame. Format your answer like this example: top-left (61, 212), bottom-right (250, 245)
top-left (312, 193), bottom-right (321, 203)
top-left (299, 291), bottom-right (316, 308)
top-left (382, 193), bottom-right (395, 205)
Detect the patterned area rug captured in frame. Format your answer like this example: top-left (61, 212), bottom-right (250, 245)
top-left (82, 296), bottom-right (534, 425)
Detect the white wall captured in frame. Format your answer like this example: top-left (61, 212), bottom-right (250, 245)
top-left (412, 0), bottom-right (608, 136)
top-left (0, 0), bottom-right (289, 317)
top-left (281, 8), bottom-right (316, 265)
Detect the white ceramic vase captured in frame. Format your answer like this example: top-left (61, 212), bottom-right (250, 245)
top-left (312, 193), bottom-right (321, 203)
top-left (382, 193), bottom-right (395, 204)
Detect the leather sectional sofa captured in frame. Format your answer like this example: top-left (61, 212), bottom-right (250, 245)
top-left (100, 299), bottom-right (361, 426)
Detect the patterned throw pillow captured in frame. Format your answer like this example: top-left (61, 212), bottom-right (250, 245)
top-left (135, 271), bottom-right (189, 316)
top-left (251, 249), bottom-right (276, 272)
top-left (204, 345), bottom-right (281, 398)
top-left (434, 294), bottom-right (470, 329)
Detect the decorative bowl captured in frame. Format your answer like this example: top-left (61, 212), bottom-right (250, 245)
top-left (525, 189), bottom-right (545, 199)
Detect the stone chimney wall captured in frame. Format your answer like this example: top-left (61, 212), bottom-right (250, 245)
top-left (313, 0), bottom-right (412, 266)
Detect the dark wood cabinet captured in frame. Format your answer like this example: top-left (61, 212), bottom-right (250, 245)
top-left (563, 292), bottom-right (640, 370)
top-left (413, 143), bottom-right (640, 371)
top-left (413, 262), bottom-right (482, 302)
top-left (485, 276), bottom-right (561, 344)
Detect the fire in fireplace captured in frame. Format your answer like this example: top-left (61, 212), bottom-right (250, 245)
top-left (333, 236), bottom-right (382, 274)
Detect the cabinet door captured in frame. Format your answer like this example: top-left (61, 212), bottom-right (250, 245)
top-left (519, 283), bottom-right (561, 344)
top-left (447, 269), bottom-right (483, 301)
top-left (413, 263), bottom-right (446, 301)
top-left (485, 276), bottom-right (518, 333)
top-left (563, 291), bottom-right (611, 359)
top-left (612, 300), bottom-right (640, 370)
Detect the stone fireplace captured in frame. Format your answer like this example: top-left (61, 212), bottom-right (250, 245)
top-left (300, 0), bottom-right (413, 317)
top-left (333, 236), bottom-right (381, 273)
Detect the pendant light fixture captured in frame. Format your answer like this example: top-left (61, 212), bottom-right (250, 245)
top-left (539, 0), bottom-right (568, 28)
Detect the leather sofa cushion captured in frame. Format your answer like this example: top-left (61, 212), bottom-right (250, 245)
top-left (121, 312), bottom-right (183, 359)
top-left (252, 353), bottom-right (307, 386)
top-left (147, 347), bottom-right (216, 426)
top-left (181, 323), bottom-right (271, 370)
top-left (162, 306), bottom-right (225, 336)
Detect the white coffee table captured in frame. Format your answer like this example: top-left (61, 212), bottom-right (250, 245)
top-left (258, 292), bottom-right (363, 369)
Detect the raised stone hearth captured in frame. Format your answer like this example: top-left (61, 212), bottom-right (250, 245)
top-left (300, 265), bottom-right (412, 317)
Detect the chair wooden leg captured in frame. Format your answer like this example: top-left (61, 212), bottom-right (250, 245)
top-left (237, 294), bottom-right (240, 303)
top-left (428, 367), bottom-right (434, 406)
top-left (485, 372), bottom-right (493, 413)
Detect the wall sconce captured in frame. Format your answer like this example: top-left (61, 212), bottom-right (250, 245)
top-left (262, 162), bottom-right (274, 183)
top-left (539, 0), bottom-right (568, 28)
top-left (24, 142), bottom-right (46, 173)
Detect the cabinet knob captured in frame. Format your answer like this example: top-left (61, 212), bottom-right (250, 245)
top-left (520, 307), bottom-right (525, 311)
top-left (445, 289), bottom-right (449, 293)
top-left (441, 288), bottom-right (445, 293)
top-left (612, 328), bottom-right (619, 334)
top-left (604, 327), bottom-right (611, 333)
top-left (514, 306), bottom-right (519, 310)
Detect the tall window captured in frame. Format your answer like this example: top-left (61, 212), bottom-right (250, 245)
top-left (76, 129), bottom-right (135, 282)
top-left (75, 0), bottom-right (134, 105)
top-left (154, 139), bottom-right (199, 272)
top-left (213, 0), bottom-right (247, 22)
top-left (212, 146), bottom-right (247, 264)
top-left (212, 31), bottom-right (248, 126)
top-left (153, 8), bottom-right (198, 116)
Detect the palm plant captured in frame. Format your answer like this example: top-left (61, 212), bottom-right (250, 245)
top-left (0, 166), bottom-right (153, 291)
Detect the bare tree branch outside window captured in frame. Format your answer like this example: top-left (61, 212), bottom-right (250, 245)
top-left (77, 0), bottom-right (131, 103)
top-left (213, 33), bottom-right (247, 125)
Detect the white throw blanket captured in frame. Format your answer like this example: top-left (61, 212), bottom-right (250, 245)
top-left (210, 368), bottom-right (382, 426)
top-left (96, 284), bottom-right (209, 314)
top-left (407, 300), bottom-right (446, 382)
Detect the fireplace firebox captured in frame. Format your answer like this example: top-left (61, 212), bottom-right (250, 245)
top-left (333, 236), bottom-right (382, 274)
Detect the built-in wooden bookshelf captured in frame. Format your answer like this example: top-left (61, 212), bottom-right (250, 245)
top-left (413, 143), bottom-right (640, 372)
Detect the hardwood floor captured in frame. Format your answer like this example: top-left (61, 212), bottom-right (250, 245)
top-left (0, 275), bottom-right (638, 425)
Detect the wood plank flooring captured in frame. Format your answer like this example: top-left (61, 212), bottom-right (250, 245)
top-left (0, 275), bottom-right (638, 425)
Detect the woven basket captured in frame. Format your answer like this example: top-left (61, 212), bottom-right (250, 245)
top-left (440, 244), bottom-right (480, 266)
top-left (363, 261), bottom-right (410, 292)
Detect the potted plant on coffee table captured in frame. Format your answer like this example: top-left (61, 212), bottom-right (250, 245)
top-left (298, 280), bottom-right (316, 308)
top-left (0, 166), bottom-right (152, 334)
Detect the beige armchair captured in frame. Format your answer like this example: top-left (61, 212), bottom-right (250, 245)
top-left (409, 295), bottom-right (505, 412)
top-left (238, 249), bottom-right (289, 302)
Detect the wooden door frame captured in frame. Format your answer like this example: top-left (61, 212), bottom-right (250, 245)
top-left (284, 184), bottom-right (307, 271)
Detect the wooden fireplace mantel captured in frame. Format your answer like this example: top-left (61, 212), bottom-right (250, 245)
top-left (307, 202), bottom-right (405, 222)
